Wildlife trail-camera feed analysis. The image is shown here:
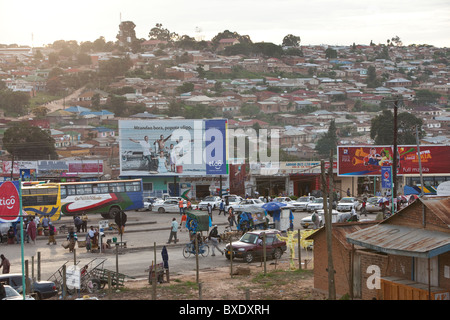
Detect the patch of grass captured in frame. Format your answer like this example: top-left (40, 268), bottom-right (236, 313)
top-left (158, 280), bottom-right (199, 298)
top-left (252, 268), bottom-right (313, 289)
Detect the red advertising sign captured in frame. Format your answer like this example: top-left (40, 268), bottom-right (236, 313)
top-left (0, 181), bottom-right (21, 222)
top-left (337, 145), bottom-right (450, 176)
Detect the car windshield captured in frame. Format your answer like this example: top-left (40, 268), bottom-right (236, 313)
top-left (340, 198), bottom-right (354, 203)
top-left (368, 198), bottom-right (379, 204)
top-left (313, 198), bottom-right (323, 203)
top-left (203, 197), bottom-right (215, 201)
top-left (298, 197), bottom-right (309, 202)
top-left (254, 199), bottom-right (263, 203)
top-left (239, 233), bottom-right (259, 244)
top-left (227, 197), bottom-right (238, 202)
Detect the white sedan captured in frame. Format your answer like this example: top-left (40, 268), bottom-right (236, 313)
top-left (226, 198), bottom-right (265, 212)
top-left (273, 197), bottom-right (295, 204)
top-left (2, 285), bottom-right (35, 300)
top-left (336, 197), bottom-right (360, 212)
top-left (153, 199), bottom-right (186, 213)
top-left (291, 196), bottom-right (316, 211)
top-left (306, 197), bottom-right (324, 212)
top-left (198, 196), bottom-right (222, 210)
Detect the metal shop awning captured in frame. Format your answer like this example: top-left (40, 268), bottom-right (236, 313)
top-left (346, 224), bottom-right (450, 259)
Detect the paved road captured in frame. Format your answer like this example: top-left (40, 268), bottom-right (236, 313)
top-left (0, 208), bottom-right (373, 283)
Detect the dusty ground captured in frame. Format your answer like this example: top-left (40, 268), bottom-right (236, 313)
top-left (72, 261), bottom-right (327, 300)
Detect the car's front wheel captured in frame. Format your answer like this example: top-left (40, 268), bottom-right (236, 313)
top-left (273, 248), bottom-right (283, 260)
top-left (158, 207), bottom-right (165, 213)
top-left (244, 251), bottom-right (254, 263)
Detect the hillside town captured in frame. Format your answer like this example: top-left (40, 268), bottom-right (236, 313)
top-left (0, 17), bottom-right (449, 305)
top-left (1, 29), bottom-right (449, 200)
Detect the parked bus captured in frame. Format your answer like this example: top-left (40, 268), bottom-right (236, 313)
top-left (59, 179), bottom-right (144, 218)
top-left (22, 181), bottom-right (62, 221)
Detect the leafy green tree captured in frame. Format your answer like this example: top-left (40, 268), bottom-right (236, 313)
top-left (0, 89), bottom-right (30, 116)
top-left (315, 120), bottom-right (338, 158)
top-left (366, 65), bottom-right (381, 88)
top-left (325, 48), bottom-right (337, 59)
top-left (3, 122), bottom-right (57, 160)
top-left (370, 109), bottom-right (423, 145)
top-left (211, 30), bottom-right (252, 49)
top-left (176, 82), bottom-right (194, 94)
top-left (282, 34), bottom-right (300, 47)
top-left (148, 23), bottom-right (179, 42)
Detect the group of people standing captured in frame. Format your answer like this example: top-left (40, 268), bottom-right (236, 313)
top-left (3, 214), bottom-right (55, 245)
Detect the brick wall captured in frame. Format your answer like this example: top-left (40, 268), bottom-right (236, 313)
top-left (312, 230), bottom-right (352, 298)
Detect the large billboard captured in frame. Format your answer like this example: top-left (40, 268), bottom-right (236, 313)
top-left (337, 145), bottom-right (450, 176)
top-left (119, 119), bottom-right (227, 176)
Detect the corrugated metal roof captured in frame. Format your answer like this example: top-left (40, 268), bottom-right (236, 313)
top-left (347, 224), bottom-right (450, 258)
top-left (421, 196), bottom-right (450, 228)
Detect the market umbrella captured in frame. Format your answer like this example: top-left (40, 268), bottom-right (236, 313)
top-left (262, 201), bottom-right (286, 212)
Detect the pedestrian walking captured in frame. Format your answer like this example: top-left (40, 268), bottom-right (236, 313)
top-left (0, 254), bottom-right (11, 274)
top-left (66, 227), bottom-right (78, 253)
top-left (311, 211), bottom-right (320, 229)
top-left (115, 211), bottom-right (127, 236)
top-left (74, 216), bottom-right (83, 233)
top-left (47, 222), bottom-right (57, 245)
top-left (81, 213), bottom-right (88, 232)
top-left (361, 198), bottom-right (368, 217)
top-left (218, 200), bottom-right (225, 216)
top-left (27, 218), bottom-right (37, 244)
top-left (227, 207), bottom-right (237, 228)
top-left (7, 226), bottom-right (15, 245)
top-left (207, 203), bottom-right (213, 222)
top-left (178, 199), bottom-right (184, 215)
top-left (167, 218), bottom-right (179, 244)
top-left (180, 212), bottom-right (187, 232)
top-left (208, 225), bottom-right (223, 256)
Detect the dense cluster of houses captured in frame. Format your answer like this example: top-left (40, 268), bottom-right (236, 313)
top-left (0, 41), bottom-right (449, 180)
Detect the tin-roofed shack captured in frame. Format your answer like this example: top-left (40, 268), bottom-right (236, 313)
top-left (346, 196), bottom-right (450, 300)
top-left (307, 196), bottom-right (450, 300)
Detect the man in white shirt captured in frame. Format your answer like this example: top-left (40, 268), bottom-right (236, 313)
top-left (167, 218), bottom-right (179, 244)
top-left (130, 136), bottom-right (152, 169)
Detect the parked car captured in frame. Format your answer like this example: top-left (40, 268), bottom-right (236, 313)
top-left (301, 209), bottom-right (341, 229)
top-left (301, 212), bottom-right (324, 229)
top-left (153, 199), bottom-right (186, 213)
top-left (226, 198), bottom-right (265, 212)
top-left (0, 274), bottom-right (57, 300)
top-left (273, 197), bottom-right (295, 204)
top-left (306, 197), bottom-right (324, 212)
top-left (291, 196), bottom-right (316, 211)
top-left (198, 196), bottom-right (222, 210)
top-left (336, 197), bottom-right (360, 212)
top-left (225, 229), bottom-right (287, 263)
top-left (223, 195), bottom-right (243, 207)
top-left (143, 197), bottom-right (164, 211)
top-left (357, 196), bottom-right (383, 212)
top-left (2, 285), bottom-right (35, 300)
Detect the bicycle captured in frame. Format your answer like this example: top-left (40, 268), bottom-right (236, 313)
top-left (182, 240), bottom-right (210, 258)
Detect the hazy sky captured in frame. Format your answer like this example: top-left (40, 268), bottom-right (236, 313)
top-left (1, 0), bottom-right (449, 47)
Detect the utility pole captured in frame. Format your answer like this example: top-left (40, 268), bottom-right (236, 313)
top-left (321, 159), bottom-right (336, 300)
top-left (392, 97), bottom-right (400, 204)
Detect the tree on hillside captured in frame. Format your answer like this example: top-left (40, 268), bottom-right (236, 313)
top-left (370, 109), bottom-right (423, 145)
top-left (3, 122), bottom-right (57, 160)
top-left (148, 23), bottom-right (179, 42)
top-left (282, 34), bottom-right (301, 47)
top-left (211, 30), bottom-right (252, 47)
top-left (366, 65), bottom-right (381, 88)
top-left (315, 120), bottom-right (338, 158)
top-left (0, 89), bottom-right (30, 116)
